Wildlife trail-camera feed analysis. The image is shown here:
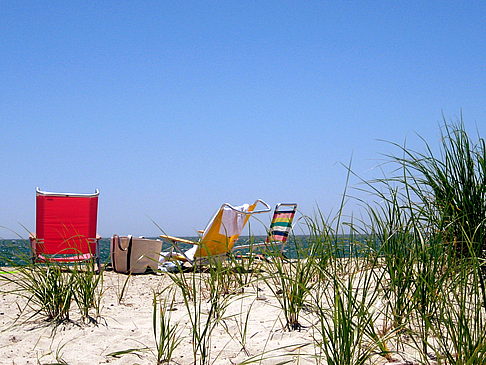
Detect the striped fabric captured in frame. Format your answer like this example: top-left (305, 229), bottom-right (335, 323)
top-left (265, 205), bottom-right (296, 244)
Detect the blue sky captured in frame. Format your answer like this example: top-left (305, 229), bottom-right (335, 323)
top-left (1, 1), bottom-right (485, 238)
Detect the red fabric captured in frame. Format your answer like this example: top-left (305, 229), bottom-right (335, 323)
top-left (35, 194), bottom-right (98, 257)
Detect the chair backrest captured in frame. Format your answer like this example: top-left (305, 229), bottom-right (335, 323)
top-left (194, 201), bottom-right (259, 258)
top-left (265, 203), bottom-right (297, 245)
top-left (34, 188), bottom-right (99, 256)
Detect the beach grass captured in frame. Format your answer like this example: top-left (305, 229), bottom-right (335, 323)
top-left (0, 258), bottom-right (103, 325)
top-left (168, 259), bottom-right (233, 365)
top-left (261, 241), bottom-right (317, 331)
top-left (72, 260), bottom-right (104, 323)
top-left (152, 289), bottom-right (182, 364)
top-left (1, 262), bottom-right (75, 323)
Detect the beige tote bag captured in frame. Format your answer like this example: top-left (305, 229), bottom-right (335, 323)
top-left (110, 234), bottom-right (163, 274)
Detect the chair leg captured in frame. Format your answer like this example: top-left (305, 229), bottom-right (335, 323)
top-left (96, 256), bottom-right (101, 274)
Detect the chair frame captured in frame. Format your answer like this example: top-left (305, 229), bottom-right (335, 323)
top-left (160, 199), bottom-right (271, 265)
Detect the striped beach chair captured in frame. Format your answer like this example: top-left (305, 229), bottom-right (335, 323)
top-left (233, 203), bottom-right (298, 254)
top-left (265, 203), bottom-right (297, 248)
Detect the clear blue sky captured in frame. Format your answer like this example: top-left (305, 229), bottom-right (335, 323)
top-left (1, 1), bottom-right (485, 238)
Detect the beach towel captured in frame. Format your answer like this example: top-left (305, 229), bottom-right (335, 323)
top-left (220, 204), bottom-right (250, 236)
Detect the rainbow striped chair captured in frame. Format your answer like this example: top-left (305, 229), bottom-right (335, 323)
top-left (233, 203), bottom-right (297, 253)
top-left (265, 203), bottom-right (297, 246)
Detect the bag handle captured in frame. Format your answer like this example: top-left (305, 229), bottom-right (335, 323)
top-left (126, 235), bottom-right (133, 273)
top-left (111, 234), bottom-right (133, 273)
top-left (117, 235), bottom-right (129, 251)
top-left (111, 234), bottom-right (119, 271)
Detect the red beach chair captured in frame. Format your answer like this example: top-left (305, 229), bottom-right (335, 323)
top-left (29, 188), bottom-right (101, 268)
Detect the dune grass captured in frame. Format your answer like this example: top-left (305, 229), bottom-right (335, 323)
top-left (72, 260), bottom-right (104, 323)
top-left (168, 259), bottom-right (234, 365)
top-left (0, 258), bottom-right (103, 324)
top-left (261, 239), bottom-right (317, 331)
top-left (385, 119), bottom-right (486, 257)
top-left (152, 289), bottom-right (182, 364)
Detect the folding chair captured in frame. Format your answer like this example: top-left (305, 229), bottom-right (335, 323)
top-left (29, 188), bottom-right (101, 269)
top-left (233, 203), bottom-right (298, 253)
top-left (159, 199), bottom-right (271, 266)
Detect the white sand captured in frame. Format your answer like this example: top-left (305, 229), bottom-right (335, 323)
top-left (0, 268), bottom-right (419, 365)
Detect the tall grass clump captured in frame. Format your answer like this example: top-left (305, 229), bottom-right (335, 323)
top-left (302, 202), bottom-right (396, 364)
top-left (262, 238), bottom-right (317, 331)
top-left (386, 119), bottom-right (486, 257)
top-left (366, 190), bottom-right (416, 330)
top-left (168, 255), bottom-right (235, 365)
top-left (72, 260), bottom-right (104, 323)
top-left (312, 262), bottom-right (392, 365)
top-left (0, 258), bottom-right (104, 325)
top-left (302, 212), bottom-right (338, 272)
top-left (428, 246), bottom-right (486, 364)
top-left (356, 118), bottom-right (486, 361)
top-left (1, 262), bottom-right (75, 323)
top-left (362, 179), bottom-right (449, 348)
top-left (203, 255), bottom-right (245, 298)
top-left (152, 289), bottom-right (182, 364)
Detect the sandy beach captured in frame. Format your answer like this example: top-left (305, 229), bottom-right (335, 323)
top-left (0, 263), bottom-right (425, 365)
top-left (0, 269), bottom-right (312, 364)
